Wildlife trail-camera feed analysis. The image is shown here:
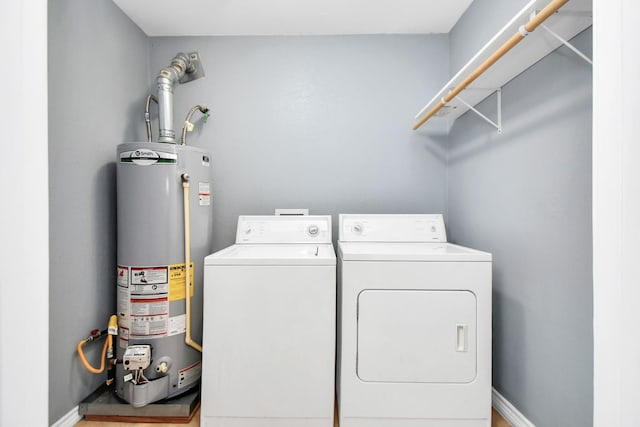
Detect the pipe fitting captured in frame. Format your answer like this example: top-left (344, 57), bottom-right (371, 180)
top-left (145, 95), bottom-right (158, 142)
top-left (170, 52), bottom-right (190, 74)
top-left (181, 105), bottom-right (210, 145)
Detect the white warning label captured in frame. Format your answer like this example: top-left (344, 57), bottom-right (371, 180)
top-left (117, 286), bottom-right (130, 328)
top-left (130, 297), bottom-right (169, 338)
top-left (178, 361), bottom-right (202, 389)
top-left (198, 182), bottom-right (211, 206)
top-left (131, 297), bottom-right (169, 316)
top-left (117, 266), bottom-right (129, 288)
top-left (130, 314), bottom-right (168, 338)
top-left (130, 266), bottom-right (169, 295)
top-left (119, 327), bottom-right (129, 349)
top-left (131, 266), bottom-right (168, 285)
top-left (168, 314), bottom-right (186, 336)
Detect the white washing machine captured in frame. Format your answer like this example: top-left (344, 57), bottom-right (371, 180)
top-left (337, 214), bottom-right (492, 427)
top-left (201, 215), bottom-right (336, 427)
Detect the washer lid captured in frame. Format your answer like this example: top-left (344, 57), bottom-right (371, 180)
top-left (338, 242), bottom-right (491, 262)
top-left (205, 244), bottom-right (336, 266)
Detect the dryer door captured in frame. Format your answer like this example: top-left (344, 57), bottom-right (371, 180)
top-left (357, 289), bottom-right (476, 383)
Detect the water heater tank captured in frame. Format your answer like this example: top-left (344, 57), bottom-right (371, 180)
top-left (115, 141), bottom-right (213, 406)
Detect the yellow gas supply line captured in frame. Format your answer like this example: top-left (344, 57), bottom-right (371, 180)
top-left (77, 315), bottom-right (118, 376)
top-left (182, 173), bottom-right (203, 352)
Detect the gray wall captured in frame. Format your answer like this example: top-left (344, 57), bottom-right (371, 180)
top-left (448, 15), bottom-right (593, 426)
top-left (48, 0), bottom-right (149, 423)
top-left (149, 35), bottom-right (450, 250)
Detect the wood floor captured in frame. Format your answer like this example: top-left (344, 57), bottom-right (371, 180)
top-left (491, 407), bottom-right (512, 427)
top-left (76, 407), bottom-right (512, 426)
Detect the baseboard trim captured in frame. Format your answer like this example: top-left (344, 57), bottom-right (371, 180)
top-left (51, 405), bottom-right (82, 427)
top-left (55, 389), bottom-right (527, 427)
top-left (492, 387), bottom-right (536, 427)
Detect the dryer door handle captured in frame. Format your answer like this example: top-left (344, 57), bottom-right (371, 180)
top-left (456, 324), bottom-right (468, 352)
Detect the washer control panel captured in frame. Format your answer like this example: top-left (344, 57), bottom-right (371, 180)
top-left (236, 215), bottom-right (332, 244)
top-left (339, 214), bottom-right (446, 242)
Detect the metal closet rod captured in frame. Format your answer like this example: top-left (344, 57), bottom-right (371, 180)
top-left (413, 0), bottom-right (569, 131)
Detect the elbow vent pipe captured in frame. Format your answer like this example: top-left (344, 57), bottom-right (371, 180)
top-left (157, 52), bottom-right (205, 144)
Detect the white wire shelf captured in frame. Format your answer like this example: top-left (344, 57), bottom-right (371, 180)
top-left (413, 0), bottom-right (592, 130)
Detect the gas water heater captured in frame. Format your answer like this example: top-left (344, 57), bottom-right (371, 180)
top-left (114, 52), bottom-right (213, 407)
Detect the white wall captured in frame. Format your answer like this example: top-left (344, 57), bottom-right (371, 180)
top-left (0, 1), bottom-right (49, 426)
top-left (593, 0), bottom-right (640, 425)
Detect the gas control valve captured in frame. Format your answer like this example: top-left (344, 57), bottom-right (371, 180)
top-left (123, 345), bottom-right (151, 371)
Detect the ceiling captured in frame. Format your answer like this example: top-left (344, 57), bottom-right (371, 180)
top-left (112, 0), bottom-right (474, 36)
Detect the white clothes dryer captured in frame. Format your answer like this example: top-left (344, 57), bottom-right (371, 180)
top-left (337, 214), bottom-right (492, 427)
top-left (201, 215), bottom-right (336, 427)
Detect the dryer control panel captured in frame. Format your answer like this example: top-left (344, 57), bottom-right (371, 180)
top-left (339, 214), bottom-right (446, 242)
top-left (236, 215), bottom-right (332, 244)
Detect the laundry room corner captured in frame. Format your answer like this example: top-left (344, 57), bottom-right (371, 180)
top-left (47, 0), bottom-right (151, 423)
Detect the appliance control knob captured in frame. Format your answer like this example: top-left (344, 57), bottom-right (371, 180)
top-left (307, 224), bottom-right (319, 236)
top-left (353, 223), bottom-right (363, 234)
top-left (244, 227), bottom-right (252, 235)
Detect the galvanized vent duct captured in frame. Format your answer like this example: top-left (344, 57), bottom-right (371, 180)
top-left (157, 52), bottom-right (205, 143)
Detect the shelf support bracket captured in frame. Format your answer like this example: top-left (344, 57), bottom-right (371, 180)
top-left (453, 88), bottom-right (502, 134)
top-left (538, 23), bottom-right (592, 65)
top-left (529, 9), bottom-right (593, 66)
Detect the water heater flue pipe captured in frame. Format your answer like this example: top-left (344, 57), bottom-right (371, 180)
top-left (157, 52), bottom-right (205, 143)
